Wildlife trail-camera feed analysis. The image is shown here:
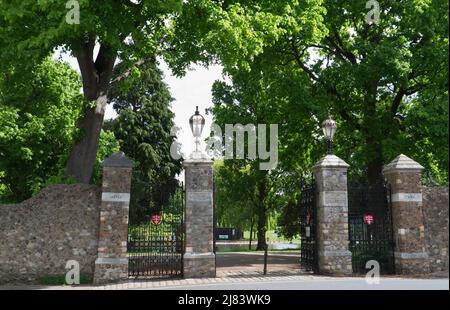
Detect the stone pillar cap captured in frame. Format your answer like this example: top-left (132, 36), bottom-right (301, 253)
top-left (183, 157), bottom-right (214, 166)
top-left (383, 154), bottom-right (424, 174)
top-left (313, 154), bottom-right (349, 169)
top-left (102, 151), bottom-right (133, 168)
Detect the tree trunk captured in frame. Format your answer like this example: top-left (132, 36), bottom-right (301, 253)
top-left (64, 42), bottom-right (116, 183)
top-left (366, 136), bottom-right (385, 213)
top-left (249, 217), bottom-right (254, 250)
top-left (256, 176), bottom-right (267, 251)
top-left (366, 138), bottom-right (384, 186)
top-left (256, 205), bottom-right (267, 250)
top-left (65, 95), bottom-right (107, 183)
top-left (363, 83), bottom-right (386, 212)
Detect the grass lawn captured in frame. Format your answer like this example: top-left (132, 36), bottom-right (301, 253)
top-left (242, 230), bottom-right (300, 242)
top-left (37, 274), bottom-right (92, 285)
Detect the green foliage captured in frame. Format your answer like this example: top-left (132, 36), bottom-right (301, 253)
top-left (213, 160), bottom-right (258, 231)
top-left (0, 0), bottom-right (185, 182)
top-left (0, 0), bottom-right (183, 68)
top-left (210, 73), bottom-right (283, 248)
top-left (90, 130), bottom-right (121, 186)
top-left (0, 57), bottom-right (83, 203)
top-left (209, 57), bottom-right (318, 241)
top-left (34, 174), bottom-right (78, 197)
top-left (169, 0), bottom-right (448, 183)
top-left (106, 60), bottom-right (182, 224)
top-left (165, 0), bottom-right (327, 75)
top-left (400, 91), bottom-right (449, 185)
top-left (199, 0), bottom-right (448, 238)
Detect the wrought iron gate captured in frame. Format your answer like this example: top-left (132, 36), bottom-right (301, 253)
top-left (348, 181), bottom-right (395, 274)
top-left (299, 179), bottom-right (318, 273)
top-left (127, 185), bottom-right (185, 278)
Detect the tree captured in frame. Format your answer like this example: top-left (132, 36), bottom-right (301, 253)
top-left (209, 64), bottom-right (283, 250)
top-left (178, 0), bottom-right (448, 236)
top-left (213, 160), bottom-right (259, 247)
top-left (170, 0), bottom-right (448, 185)
top-left (0, 57), bottom-right (84, 202)
top-left (284, 0), bottom-right (448, 185)
top-left (401, 90), bottom-right (448, 185)
top-left (105, 60), bottom-right (182, 224)
top-left (0, 0), bottom-right (183, 183)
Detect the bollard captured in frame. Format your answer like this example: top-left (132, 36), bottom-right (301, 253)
top-left (263, 238), bottom-right (269, 275)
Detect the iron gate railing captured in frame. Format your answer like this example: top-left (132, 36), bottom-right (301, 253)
top-left (128, 185), bottom-right (184, 278)
top-left (348, 181), bottom-right (395, 274)
top-left (299, 178), bottom-right (318, 273)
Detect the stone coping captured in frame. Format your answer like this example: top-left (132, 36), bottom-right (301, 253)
top-left (313, 155), bottom-right (349, 169)
top-left (383, 154), bottom-right (424, 173)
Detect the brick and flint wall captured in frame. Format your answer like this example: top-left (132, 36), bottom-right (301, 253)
top-left (0, 184), bottom-right (101, 284)
top-left (422, 186), bottom-right (449, 273)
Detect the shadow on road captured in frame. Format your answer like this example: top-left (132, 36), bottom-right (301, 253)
top-left (216, 252), bottom-right (307, 277)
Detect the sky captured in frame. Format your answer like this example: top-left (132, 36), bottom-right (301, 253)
top-left (55, 50), bottom-right (224, 158)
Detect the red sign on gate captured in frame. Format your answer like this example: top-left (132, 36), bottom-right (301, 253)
top-left (151, 213), bottom-right (162, 225)
top-left (363, 213), bottom-right (375, 225)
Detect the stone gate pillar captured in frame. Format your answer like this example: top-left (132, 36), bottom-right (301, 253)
top-left (383, 154), bottom-right (430, 274)
top-left (313, 155), bottom-right (353, 275)
top-left (183, 158), bottom-right (216, 278)
top-left (94, 151), bottom-right (133, 285)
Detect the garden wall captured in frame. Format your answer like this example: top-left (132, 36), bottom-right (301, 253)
top-left (422, 186), bottom-right (449, 274)
top-left (0, 184), bottom-right (101, 284)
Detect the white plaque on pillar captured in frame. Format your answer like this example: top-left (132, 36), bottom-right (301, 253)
top-left (187, 192), bottom-right (213, 204)
top-left (321, 191), bottom-right (348, 207)
top-left (391, 193), bottom-right (422, 202)
top-left (102, 192), bottom-right (130, 202)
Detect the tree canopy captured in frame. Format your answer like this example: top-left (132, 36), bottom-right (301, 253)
top-left (199, 0), bottom-right (448, 238)
top-left (0, 0), bottom-right (183, 183)
top-left (192, 0), bottom-right (448, 183)
top-left (0, 57), bottom-right (83, 202)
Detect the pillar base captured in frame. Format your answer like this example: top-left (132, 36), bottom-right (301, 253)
top-left (183, 253), bottom-right (216, 278)
top-left (93, 257), bottom-right (128, 285)
top-left (394, 252), bottom-right (430, 274)
top-left (318, 250), bottom-right (353, 275)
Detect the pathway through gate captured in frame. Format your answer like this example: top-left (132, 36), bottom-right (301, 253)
top-left (127, 185), bottom-right (185, 279)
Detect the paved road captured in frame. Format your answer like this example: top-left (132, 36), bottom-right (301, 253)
top-left (2, 252), bottom-right (447, 290)
top-left (152, 278), bottom-right (449, 290)
top-left (2, 276), bottom-right (448, 290)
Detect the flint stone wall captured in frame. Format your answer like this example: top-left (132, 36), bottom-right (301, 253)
top-left (0, 184), bottom-right (101, 284)
top-left (422, 186), bottom-right (449, 273)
